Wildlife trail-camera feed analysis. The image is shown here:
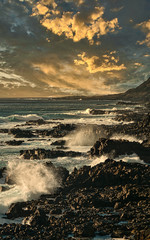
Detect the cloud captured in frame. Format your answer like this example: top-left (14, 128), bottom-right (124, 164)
top-left (144, 54), bottom-right (150, 57)
top-left (37, 4), bottom-right (120, 44)
top-left (32, 56), bottom-right (114, 95)
top-left (32, 3), bottom-right (49, 16)
top-left (136, 19), bottom-right (150, 47)
top-left (134, 62), bottom-right (143, 67)
top-left (74, 52), bottom-right (126, 73)
top-left (111, 6), bottom-right (124, 12)
top-left (0, 68), bottom-right (36, 89)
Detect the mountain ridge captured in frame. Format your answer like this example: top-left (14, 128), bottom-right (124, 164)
top-left (55, 77), bottom-right (150, 103)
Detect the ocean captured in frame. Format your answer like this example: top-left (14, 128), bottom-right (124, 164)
top-left (0, 98), bottom-right (144, 238)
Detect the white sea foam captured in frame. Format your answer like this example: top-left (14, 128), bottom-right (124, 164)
top-left (0, 160), bottom-right (59, 214)
top-left (0, 114), bottom-right (43, 122)
top-left (84, 108), bottom-right (93, 114)
top-left (63, 117), bottom-right (123, 126)
top-left (111, 134), bottom-right (143, 143)
top-left (93, 236), bottom-right (126, 240)
top-left (115, 153), bottom-right (145, 164)
top-left (91, 155), bottom-right (108, 167)
top-left (90, 153), bottom-right (147, 167)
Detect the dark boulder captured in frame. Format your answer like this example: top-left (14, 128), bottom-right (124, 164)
top-left (0, 186), bottom-right (10, 192)
top-left (90, 138), bottom-right (150, 163)
top-left (89, 109), bottom-right (105, 115)
top-left (5, 140), bottom-right (24, 145)
top-left (23, 208), bottom-right (49, 226)
top-left (73, 223), bottom-right (95, 237)
top-left (26, 119), bottom-right (47, 125)
top-left (36, 123), bottom-right (76, 138)
top-left (45, 161), bottom-right (69, 183)
top-left (0, 129), bottom-right (9, 133)
top-left (20, 148), bottom-right (82, 160)
top-left (8, 128), bottom-right (35, 138)
top-left (0, 167), bottom-right (6, 178)
top-left (51, 140), bottom-right (66, 146)
top-left (6, 202), bottom-right (31, 219)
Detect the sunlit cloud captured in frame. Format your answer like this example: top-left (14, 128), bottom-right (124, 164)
top-left (134, 62), bottom-right (143, 68)
top-left (74, 52), bottom-right (126, 73)
top-left (37, 5), bottom-right (120, 44)
top-left (0, 0), bottom-right (149, 97)
top-left (33, 58), bottom-right (114, 95)
top-left (136, 19), bottom-right (150, 47)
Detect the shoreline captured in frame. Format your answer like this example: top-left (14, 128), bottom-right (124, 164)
top-left (0, 101), bottom-right (149, 239)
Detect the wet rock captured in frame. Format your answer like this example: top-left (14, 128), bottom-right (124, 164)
top-left (6, 202), bottom-right (31, 219)
top-left (1, 159), bottom-right (150, 239)
top-left (73, 223), bottom-right (95, 237)
top-left (26, 119), bottom-right (47, 125)
top-left (134, 228), bottom-right (150, 240)
top-left (90, 138), bottom-right (150, 163)
top-left (0, 186), bottom-right (9, 192)
top-left (88, 109), bottom-right (105, 115)
top-left (5, 140), bottom-right (24, 146)
top-left (23, 208), bottom-right (49, 226)
top-left (51, 140), bottom-right (66, 146)
top-left (0, 167), bottom-right (6, 178)
top-left (20, 148), bottom-right (82, 160)
top-left (8, 128), bottom-right (35, 138)
top-left (65, 159), bottom-right (150, 189)
top-left (5, 175), bottom-right (16, 185)
top-left (50, 208), bottom-right (62, 215)
top-left (45, 161), bottom-right (69, 183)
top-left (36, 123), bottom-right (76, 138)
top-left (0, 129), bottom-right (9, 133)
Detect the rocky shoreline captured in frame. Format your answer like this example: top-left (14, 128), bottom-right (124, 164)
top-left (0, 160), bottom-right (149, 239)
top-left (0, 109), bottom-right (149, 239)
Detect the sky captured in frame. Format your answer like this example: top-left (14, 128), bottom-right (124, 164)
top-left (0, 0), bottom-right (150, 98)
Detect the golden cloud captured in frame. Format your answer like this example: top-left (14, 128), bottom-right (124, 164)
top-left (32, 0), bottom-right (57, 16)
top-left (74, 52), bottom-right (126, 73)
top-left (134, 62), bottom-right (143, 68)
top-left (38, 6), bottom-right (120, 43)
top-left (137, 19), bottom-right (150, 47)
top-left (32, 59), bottom-right (114, 95)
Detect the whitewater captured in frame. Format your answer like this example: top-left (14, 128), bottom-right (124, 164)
top-left (0, 98), bottom-right (145, 239)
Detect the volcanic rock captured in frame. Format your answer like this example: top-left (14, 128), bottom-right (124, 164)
top-left (89, 109), bottom-right (105, 115)
top-left (6, 202), bottom-right (31, 219)
top-left (36, 123), bottom-right (76, 138)
top-left (51, 140), bottom-right (66, 146)
top-left (5, 140), bottom-right (24, 145)
top-left (20, 148), bottom-right (82, 160)
top-left (8, 128), bottom-right (35, 138)
top-left (90, 138), bottom-right (150, 163)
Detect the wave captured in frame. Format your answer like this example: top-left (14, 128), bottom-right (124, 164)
top-left (0, 160), bottom-right (59, 214)
top-left (0, 114), bottom-right (43, 123)
top-left (90, 153), bottom-right (146, 167)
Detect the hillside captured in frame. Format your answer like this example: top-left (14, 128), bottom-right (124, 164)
top-left (120, 77), bottom-right (150, 102)
top-left (54, 77), bottom-right (150, 103)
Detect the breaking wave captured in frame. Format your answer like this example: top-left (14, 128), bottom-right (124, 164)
top-left (0, 114), bottom-right (43, 123)
top-left (0, 160), bottom-right (59, 213)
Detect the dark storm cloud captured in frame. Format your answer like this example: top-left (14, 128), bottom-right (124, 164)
top-left (0, 0), bottom-right (149, 97)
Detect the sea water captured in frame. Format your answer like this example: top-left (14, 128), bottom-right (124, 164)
top-left (0, 98), bottom-right (144, 227)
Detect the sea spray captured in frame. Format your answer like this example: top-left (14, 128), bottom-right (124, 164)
top-left (66, 125), bottom-right (104, 146)
top-left (0, 160), bottom-right (59, 213)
